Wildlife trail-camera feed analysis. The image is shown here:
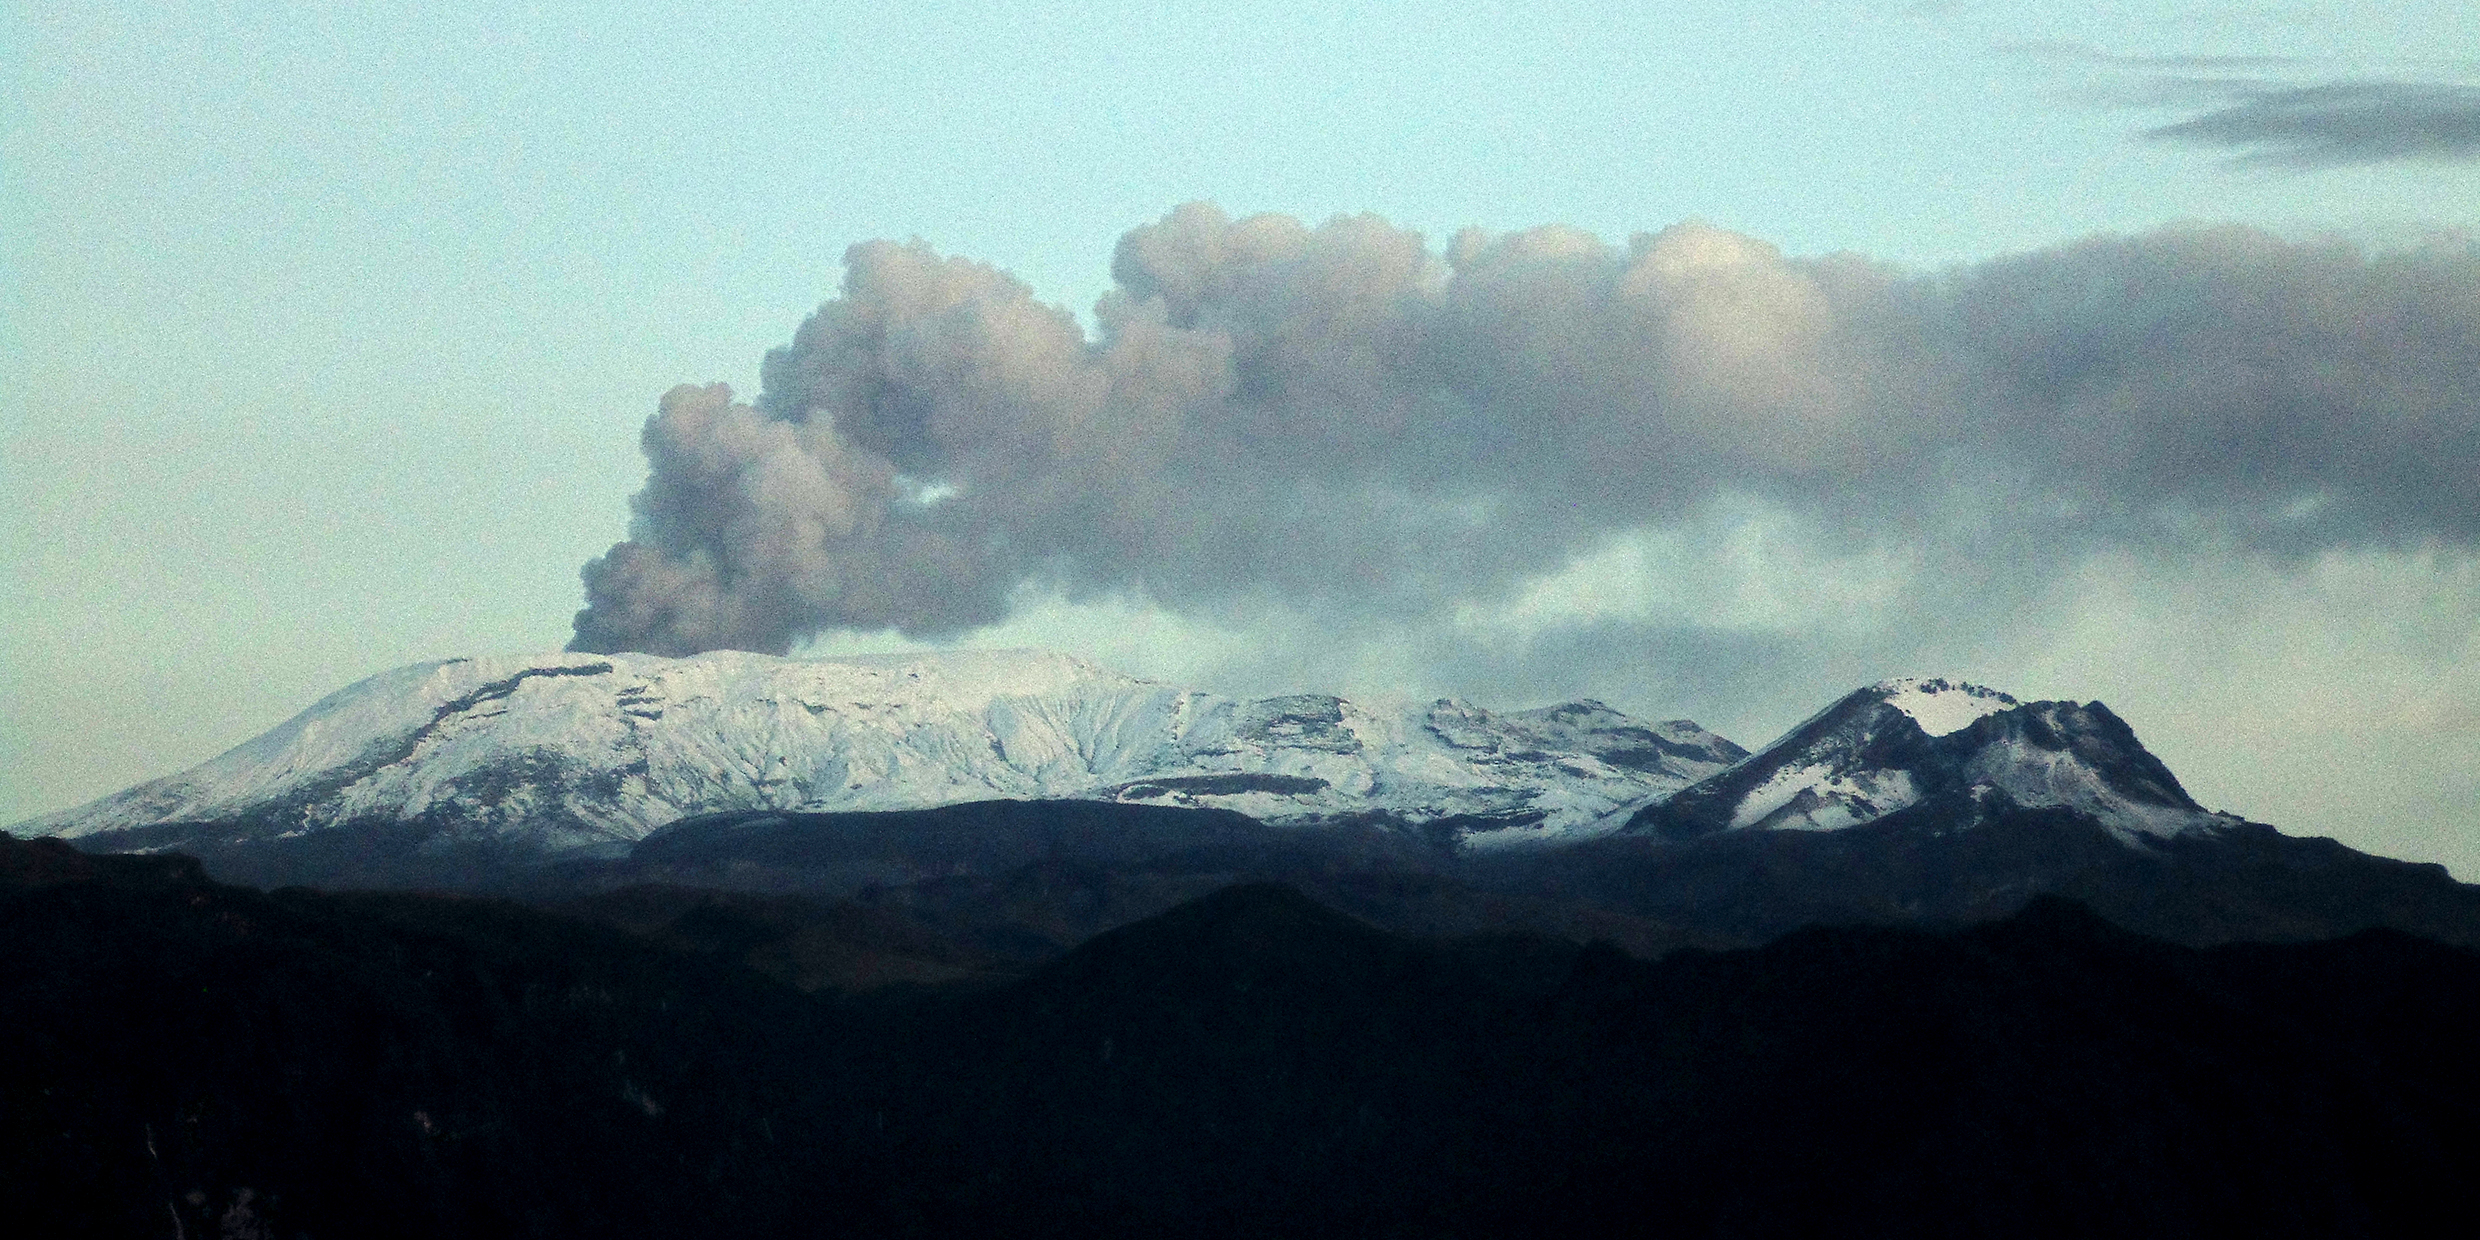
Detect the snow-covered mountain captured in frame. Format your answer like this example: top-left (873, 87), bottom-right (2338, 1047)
top-left (13, 649), bottom-right (1746, 854)
top-left (24, 659), bottom-right (2462, 954)
top-left (1626, 677), bottom-right (2241, 844)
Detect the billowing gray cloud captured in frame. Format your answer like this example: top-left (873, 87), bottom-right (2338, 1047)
top-left (2147, 80), bottom-right (2480, 165)
top-left (570, 205), bottom-right (2480, 659)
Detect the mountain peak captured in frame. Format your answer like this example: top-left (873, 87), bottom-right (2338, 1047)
top-left (1629, 678), bottom-right (2236, 845)
top-left (1866, 677), bottom-right (2021, 737)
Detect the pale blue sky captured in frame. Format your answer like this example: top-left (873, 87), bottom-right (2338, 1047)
top-left (7, 2), bottom-right (2477, 870)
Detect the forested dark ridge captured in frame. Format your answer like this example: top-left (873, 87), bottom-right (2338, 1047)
top-left (101, 798), bottom-right (2480, 959)
top-left (7, 835), bottom-right (2479, 1239)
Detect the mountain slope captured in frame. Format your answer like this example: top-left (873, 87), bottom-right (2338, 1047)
top-left (15, 649), bottom-right (1743, 856)
top-left (1490, 805), bottom-right (2480, 950)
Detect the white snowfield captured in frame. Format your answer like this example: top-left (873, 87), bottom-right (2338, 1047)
top-left (1700, 677), bottom-right (2241, 843)
top-left (12, 649), bottom-right (1745, 852)
top-left (1875, 677), bottom-right (2018, 738)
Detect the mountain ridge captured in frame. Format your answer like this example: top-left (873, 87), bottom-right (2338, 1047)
top-left (15, 648), bottom-right (1744, 854)
top-left (27, 652), bottom-right (2477, 957)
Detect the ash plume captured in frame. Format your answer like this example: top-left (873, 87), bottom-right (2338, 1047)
top-left (569, 204), bottom-right (2480, 658)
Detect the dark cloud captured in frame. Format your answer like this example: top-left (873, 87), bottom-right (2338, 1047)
top-left (2004, 42), bottom-right (2480, 167)
top-left (2001, 41), bottom-right (2304, 76)
top-left (569, 206), bottom-right (2480, 660)
top-left (2147, 80), bottom-right (2480, 166)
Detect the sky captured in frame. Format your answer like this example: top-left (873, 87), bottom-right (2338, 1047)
top-left (6, 1), bottom-right (2477, 875)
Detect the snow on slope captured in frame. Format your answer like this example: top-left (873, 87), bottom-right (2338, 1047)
top-left (1630, 677), bottom-right (2241, 844)
top-left (1876, 677), bottom-right (2017, 737)
top-left (13, 649), bottom-right (1745, 852)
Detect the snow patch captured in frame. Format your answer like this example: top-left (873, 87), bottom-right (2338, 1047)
top-left (1963, 735), bottom-right (2237, 842)
top-left (1728, 762), bottom-right (1921, 831)
top-left (1874, 678), bottom-right (2018, 737)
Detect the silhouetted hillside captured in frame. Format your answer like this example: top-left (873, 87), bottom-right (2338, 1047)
top-left (0, 838), bottom-right (834, 1237)
top-left (8, 836), bottom-right (2479, 1237)
top-left (1492, 805), bottom-right (2480, 950)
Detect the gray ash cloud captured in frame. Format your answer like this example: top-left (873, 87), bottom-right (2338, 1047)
top-left (569, 204), bottom-right (2479, 658)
